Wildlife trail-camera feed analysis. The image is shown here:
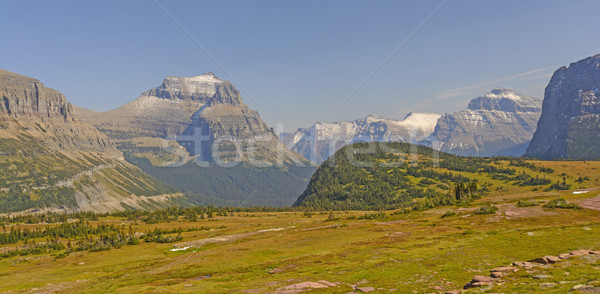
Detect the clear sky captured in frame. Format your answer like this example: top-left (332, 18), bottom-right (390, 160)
top-left (2, 0), bottom-right (600, 131)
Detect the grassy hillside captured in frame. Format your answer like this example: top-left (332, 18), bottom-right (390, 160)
top-left (295, 142), bottom-right (593, 210)
top-left (0, 119), bottom-right (181, 213)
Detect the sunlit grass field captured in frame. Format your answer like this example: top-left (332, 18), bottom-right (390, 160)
top-left (1, 160), bottom-right (600, 293)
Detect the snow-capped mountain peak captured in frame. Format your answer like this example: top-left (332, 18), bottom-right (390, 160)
top-left (144, 72), bottom-right (224, 102)
top-left (281, 112), bottom-right (441, 164)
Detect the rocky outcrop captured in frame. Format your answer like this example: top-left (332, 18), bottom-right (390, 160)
top-left (0, 69), bottom-right (179, 213)
top-left (180, 81), bottom-right (308, 166)
top-left (282, 113), bottom-right (441, 164)
top-left (0, 69), bottom-right (71, 121)
top-left (77, 72), bottom-right (313, 207)
top-left (525, 54), bottom-right (600, 160)
top-left (144, 72), bottom-right (223, 102)
top-left (75, 72), bottom-right (224, 139)
top-left (456, 249), bottom-right (599, 291)
top-left (0, 69), bottom-right (116, 153)
top-left (423, 88), bottom-right (542, 157)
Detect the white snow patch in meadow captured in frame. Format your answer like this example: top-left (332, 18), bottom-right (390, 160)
top-left (170, 246), bottom-right (191, 252)
top-left (573, 191), bottom-right (589, 194)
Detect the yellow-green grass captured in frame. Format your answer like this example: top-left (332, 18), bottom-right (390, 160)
top-left (1, 161), bottom-right (600, 293)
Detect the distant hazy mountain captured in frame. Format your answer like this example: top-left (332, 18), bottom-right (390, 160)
top-left (281, 113), bottom-right (441, 164)
top-left (422, 88), bottom-right (542, 157)
top-left (0, 69), bottom-right (180, 213)
top-left (526, 54), bottom-right (600, 160)
top-left (77, 73), bottom-right (314, 207)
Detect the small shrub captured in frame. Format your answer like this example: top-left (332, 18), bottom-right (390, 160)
top-left (543, 198), bottom-right (582, 210)
top-left (325, 212), bottom-right (340, 222)
top-left (516, 200), bottom-right (538, 207)
top-left (357, 212), bottom-right (386, 220)
top-left (474, 204), bottom-right (498, 215)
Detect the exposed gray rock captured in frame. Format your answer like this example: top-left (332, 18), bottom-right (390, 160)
top-left (75, 72), bottom-right (224, 139)
top-left (282, 113), bottom-right (441, 164)
top-left (423, 88), bottom-right (542, 157)
top-left (180, 81), bottom-right (308, 166)
top-left (0, 69), bottom-right (117, 153)
top-left (525, 54), bottom-right (600, 160)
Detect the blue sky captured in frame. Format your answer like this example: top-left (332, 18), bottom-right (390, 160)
top-left (2, 0), bottom-right (600, 131)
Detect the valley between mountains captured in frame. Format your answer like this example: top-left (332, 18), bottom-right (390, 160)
top-left (1, 52), bottom-right (600, 293)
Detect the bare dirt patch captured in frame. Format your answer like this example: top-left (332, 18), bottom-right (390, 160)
top-left (579, 195), bottom-right (600, 211)
top-left (497, 204), bottom-right (557, 220)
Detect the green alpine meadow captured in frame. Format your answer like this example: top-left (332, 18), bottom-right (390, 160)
top-left (1, 1), bottom-right (600, 293)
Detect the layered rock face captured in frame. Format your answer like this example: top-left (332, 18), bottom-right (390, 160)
top-left (76, 73), bottom-right (224, 138)
top-left (73, 72), bottom-right (314, 207)
top-left (525, 54), bottom-right (600, 160)
top-left (423, 88), bottom-right (542, 157)
top-left (145, 72), bottom-right (223, 101)
top-left (0, 69), bottom-right (71, 121)
top-left (281, 113), bottom-right (441, 164)
top-left (180, 81), bottom-right (307, 166)
top-left (0, 69), bottom-right (180, 213)
top-left (0, 69), bottom-right (116, 153)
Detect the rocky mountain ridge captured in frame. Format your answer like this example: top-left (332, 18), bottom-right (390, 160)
top-left (0, 69), bottom-right (182, 213)
top-left (422, 88), bottom-right (542, 157)
top-left (75, 72), bottom-right (224, 139)
top-left (77, 72), bottom-right (314, 207)
top-left (180, 81), bottom-right (307, 165)
top-left (525, 54), bottom-right (600, 160)
top-left (282, 112), bottom-right (441, 164)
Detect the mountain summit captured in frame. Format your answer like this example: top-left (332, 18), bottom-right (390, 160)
top-left (76, 72), bottom-right (314, 207)
top-left (145, 72), bottom-right (224, 102)
top-left (468, 88), bottom-right (542, 113)
top-left (525, 54), bottom-right (600, 160)
top-left (282, 113), bottom-right (441, 164)
top-left (181, 81), bottom-right (306, 165)
top-left (423, 88), bottom-right (542, 156)
top-left (76, 73), bottom-right (226, 138)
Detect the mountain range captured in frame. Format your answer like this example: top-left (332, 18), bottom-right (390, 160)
top-left (76, 73), bottom-right (314, 207)
top-left (284, 88), bottom-right (543, 164)
top-left (0, 69), bottom-right (182, 213)
top-left (2, 53), bottom-right (598, 213)
top-left (422, 88), bottom-right (543, 157)
top-left (281, 113), bottom-right (441, 164)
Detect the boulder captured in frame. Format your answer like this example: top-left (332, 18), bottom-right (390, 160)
top-left (356, 286), bottom-right (375, 293)
top-left (490, 266), bottom-right (518, 273)
top-left (317, 280), bottom-right (337, 287)
top-left (277, 282), bottom-right (329, 291)
top-left (512, 261), bottom-right (537, 268)
top-left (534, 274), bottom-right (552, 279)
top-left (528, 257), bottom-right (550, 264)
top-left (558, 253), bottom-right (571, 259)
top-left (464, 276), bottom-right (495, 289)
top-left (570, 249), bottom-right (591, 256)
